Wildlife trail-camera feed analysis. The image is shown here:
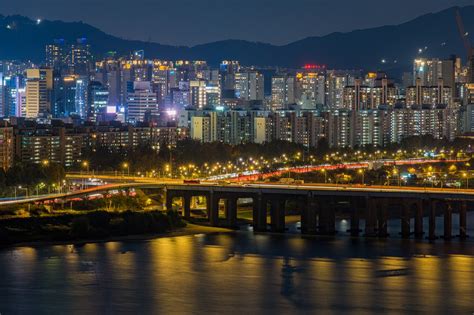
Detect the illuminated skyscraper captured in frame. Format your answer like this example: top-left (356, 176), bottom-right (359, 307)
top-left (25, 68), bottom-right (53, 118)
top-left (127, 81), bottom-right (158, 123)
top-left (235, 71), bottom-right (264, 101)
top-left (45, 39), bottom-right (67, 73)
top-left (69, 38), bottom-right (92, 75)
top-left (88, 81), bottom-right (109, 121)
top-left (271, 75), bottom-right (295, 110)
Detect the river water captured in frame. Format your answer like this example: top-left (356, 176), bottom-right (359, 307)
top-left (1, 214), bottom-right (474, 314)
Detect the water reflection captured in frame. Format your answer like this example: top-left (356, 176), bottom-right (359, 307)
top-left (0, 224), bottom-right (474, 313)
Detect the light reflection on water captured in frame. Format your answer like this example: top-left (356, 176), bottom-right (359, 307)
top-left (0, 215), bottom-right (473, 313)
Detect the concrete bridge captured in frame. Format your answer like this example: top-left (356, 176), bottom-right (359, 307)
top-left (1, 181), bottom-right (472, 240)
top-left (164, 183), bottom-right (472, 240)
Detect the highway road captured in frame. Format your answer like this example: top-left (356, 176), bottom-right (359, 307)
top-left (1, 157), bottom-right (470, 206)
top-left (3, 179), bottom-right (474, 206)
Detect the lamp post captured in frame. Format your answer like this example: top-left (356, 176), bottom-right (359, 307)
top-left (358, 169), bottom-right (365, 185)
top-left (462, 172), bottom-right (469, 189)
top-left (82, 161), bottom-right (89, 173)
top-left (168, 145), bottom-right (173, 178)
top-left (321, 169), bottom-right (327, 184)
top-left (18, 186), bottom-right (28, 197)
top-left (123, 162), bottom-right (130, 177)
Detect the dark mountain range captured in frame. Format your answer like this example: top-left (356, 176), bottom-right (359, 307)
top-left (1, 6), bottom-right (474, 71)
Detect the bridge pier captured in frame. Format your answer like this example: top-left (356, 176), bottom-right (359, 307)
top-left (377, 199), bottom-right (388, 237)
top-left (301, 195), bottom-right (317, 234)
top-left (209, 192), bottom-right (219, 226)
top-left (165, 191), bottom-right (173, 211)
top-left (183, 194), bottom-right (191, 220)
top-left (459, 201), bottom-right (468, 239)
top-left (348, 198), bottom-right (361, 236)
top-left (226, 197), bottom-right (237, 228)
top-left (401, 202), bottom-right (411, 239)
top-left (443, 202), bottom-right (453, 240)
top-left (428, 200), bottom-right (438, 240)
top-left (318, 197), bottom-right (336, 235)
top-left (414, 200), bottom-right (424, 239)
top-left (270, 198), bottom-right (286, 233)
top-left (364, 197), bottom-right (377, 237)
top-left (253, 193), bottom-right (267, 232)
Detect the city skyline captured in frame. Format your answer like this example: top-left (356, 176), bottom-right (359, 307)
top-left (0, 0), bottom-right (472, 46)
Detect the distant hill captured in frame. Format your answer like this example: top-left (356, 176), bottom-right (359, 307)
top-left (1, 5), bottom-right (474, 72)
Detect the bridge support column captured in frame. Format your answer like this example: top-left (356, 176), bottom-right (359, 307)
top-left (270, 198), bottom-right (285, 233)
top-left (183, 194), bottom-right (191, 220)
top-left (318, 197), bottom-right (336, 235)
top-left (253, 193), bottom-right (267, 232)
top-left (459, 201), bottom-right (468, 239)
top-left (209, 192), bottom-right (219, 226)
top-left (301, 195), bottom-right (317, 234)
top-left (428, 200), bottom-right (437, 240)
top-left (226, 197), bottom-right (237, 228)
top-left (348, 198), bottom-right (361, 236)
top-left (443, 202), bottom-right (453, 240)
top-left (165, 191), bottom-right (173, 212)
top-left (377, 199), bottom-right (388, 237)
top-left (364, 197), bottom-right (377, 237)
top-left (414, 200), bottom-right (424, 239)
top-left (401, 202), bottom-right (411, 239)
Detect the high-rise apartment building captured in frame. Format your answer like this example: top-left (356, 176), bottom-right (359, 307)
top-left (271, 75), bottom-right (295, 110)
top-left (235, 71), bottom-right (264, 101)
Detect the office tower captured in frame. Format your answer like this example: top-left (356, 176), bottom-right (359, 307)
top-left (25, 68), bottom-right (53, 118)
top-left (120, 63), bottom-right (134, 107)
top-left (271, 75), bottom-right (295, 110)
top-left (235, 71), bottom-right (264, 101)
top-left (45, 39), bottom-right (67, 73)
top-left (0, 73), bottom-right (5, 117)
top-left (74, 77), bottom-right (88, 118)
top-left (127, 81), bottom-right (158, 123)
top-left (17, 88), bottom-right (26, 117)
top-left (152, 64), bottom-right (170, 105)
top-left (52, 75), bottom-right (77, 117)
top-left (88, 81), bottom-right (109, 121)
top-left (69, 38), bottom-right (92, 75)
top-left (3, 75), bottom-right (26, 117)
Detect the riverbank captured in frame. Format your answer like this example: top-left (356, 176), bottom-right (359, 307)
top-left (3, 223), bottom-right (235, 249)
top-left (0, 210), bottom-right (191, 247)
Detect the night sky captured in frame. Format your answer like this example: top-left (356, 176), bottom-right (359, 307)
top-left (0, 0), bottom-right (472, 46)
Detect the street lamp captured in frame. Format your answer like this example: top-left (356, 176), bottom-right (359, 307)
top-left (358, 169), bottom-right (365, 185)
top-left (462, 172), bottom-right (469, 189)
top-left (392, 168), bottom-right (400, 186)
top-left (18, 186), bottom-right (28, 197)
top-left (82, 161), bottom-right (89, 173)
top-left (321, 169), bottom-right (327, 184)
top-left (123, 162), bottom-right (130, 176)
